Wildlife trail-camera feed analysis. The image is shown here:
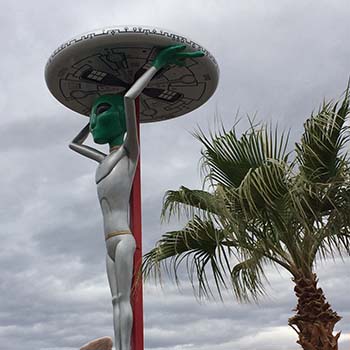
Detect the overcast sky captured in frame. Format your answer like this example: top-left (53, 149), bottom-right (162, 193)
top-left (1, 1), bottom-right (350, 350)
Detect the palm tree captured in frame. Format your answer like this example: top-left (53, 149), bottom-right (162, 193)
top-left (143, 90), bottom-right (350, 350)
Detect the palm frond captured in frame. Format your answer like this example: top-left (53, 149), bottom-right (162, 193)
top-left (237, 159), bottom-right (290, 221)
top-left (142, 216), bottom-right (232, 298)
top-left (161, 186), bottom-right (223, 221)
top-left (309, 183), bottom-right (350, 263)
top-left (230, 255), bottom-right (268, 302)
top-left (194, 122), bottom-right (290, 189)
top-left (295, 91), bottom-right (350, 183)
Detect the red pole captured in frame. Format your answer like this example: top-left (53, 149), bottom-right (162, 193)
top-left (130, 97), bottom-right (144, 350)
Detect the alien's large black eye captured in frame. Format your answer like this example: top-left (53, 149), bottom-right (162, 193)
top-left (96, 103), bottom-right (111, 115)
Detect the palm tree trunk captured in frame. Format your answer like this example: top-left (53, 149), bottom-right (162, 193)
top-left (288, 270), bottom-right (341, 350)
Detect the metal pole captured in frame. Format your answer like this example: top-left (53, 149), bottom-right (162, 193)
top-left (130, 97), bottom-right (144, 350)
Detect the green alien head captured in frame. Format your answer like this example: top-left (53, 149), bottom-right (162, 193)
top-left (90, 94), bottom-right (126, 147)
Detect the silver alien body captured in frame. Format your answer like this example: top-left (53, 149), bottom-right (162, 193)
top-left (96, 146), bottom-right (134, 235)
top-left (69, 66), bottom-right (159, 350)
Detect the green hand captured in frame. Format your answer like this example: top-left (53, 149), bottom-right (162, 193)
top-left (152, 44), bottom-right (204, 69)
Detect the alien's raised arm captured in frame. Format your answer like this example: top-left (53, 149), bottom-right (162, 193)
top-left (69, 122), bottom-right (106, 163)
top-left (123, 66), bottom-right (158, 159)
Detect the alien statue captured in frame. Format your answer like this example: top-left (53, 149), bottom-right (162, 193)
top-left (69, 45), bottom-right (204, 350)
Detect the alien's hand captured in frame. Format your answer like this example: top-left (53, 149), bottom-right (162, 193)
top-left (152, 44), bottom-right (204, 70)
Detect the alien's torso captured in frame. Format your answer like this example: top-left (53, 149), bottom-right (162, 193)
top-left (95, 146), bottom-right (137, 236)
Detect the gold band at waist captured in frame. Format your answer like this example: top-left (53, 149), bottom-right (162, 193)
top-left (105, 230), bottom-right (132, 241)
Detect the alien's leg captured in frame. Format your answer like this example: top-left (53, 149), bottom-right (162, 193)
top-left (114, 235), bottom-right (136, 350)
top-left (106, 253), bottom-right (120, 350)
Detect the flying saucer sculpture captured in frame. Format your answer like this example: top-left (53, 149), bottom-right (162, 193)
top-left (45, 25), bottom-right (219, 122)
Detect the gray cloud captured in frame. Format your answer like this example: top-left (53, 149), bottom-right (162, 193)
top-left (1, 0), bottom-right (350, 350)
